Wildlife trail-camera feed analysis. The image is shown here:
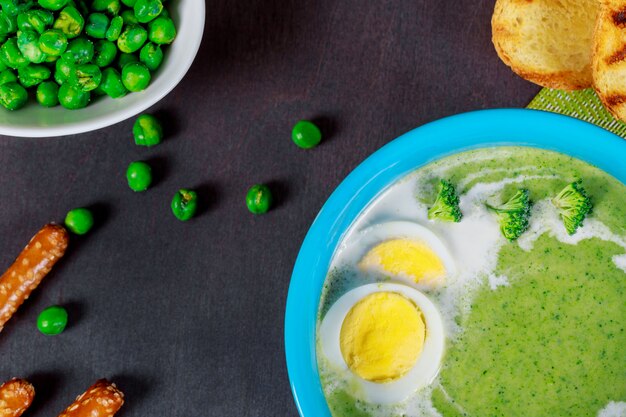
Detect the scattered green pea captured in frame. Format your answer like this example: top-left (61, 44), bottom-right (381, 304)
top-left (58, 82), bottom-right (89, 108)
top-left (292, 120), bottom-right (322, 149)
top-left (132, 113), bottom-right (161, 146)
top-left (171, 189), bottom-right (197, 221)
top-left (64, 207), bottom-right (94, 234)
top-left (138, 41), bottom-right (161, 70)
top-left (133, 0), bottom-right (162, 23)
top-left (147, 15), bottom-right (174, 44)
top-left (93, 39), bottom-right (116, 66)
top-left (18, 63), bottom-right (51, 87)
top-left (39, 29), bottom-right (68, 56)
top-left (98, 66), bottom-right (126, 97)
top-left (53, 6), bottom-right (84, 39)
top-left (0, 81), bottom-right (27, 109)
top-left (121, 60), bottom-right (149, 91)
top-left (37, 305), bottom-right (68, 335)
top-left (105, 15), bottom-right (122, 41)
top-left (117, 23), bottom-right (146, 53)
top-left (246, 184), bottom-right (272, 214)
top-left (126, 160), bottom-right (152, 191)
top-left (36, 80), bottom-right (58, 106)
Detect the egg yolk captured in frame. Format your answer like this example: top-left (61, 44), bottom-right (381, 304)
top-left (339, 292), bottom-right (425, 383)
top-left (359, 239), bottom-right (446, 286)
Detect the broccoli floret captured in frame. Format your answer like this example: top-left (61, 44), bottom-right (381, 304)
top-left (552, 180), bottom-right (592, 235)
top-left (486, 189), bottom-right (532, 241)
top-left (427, 179), bottom-right (462, 222)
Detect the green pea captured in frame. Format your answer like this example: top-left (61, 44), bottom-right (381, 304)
top-left (245, 184), bottom-right (272, 214)
top-left (0, 68), bottom-right (17, 84)
top-left (117, 24), bottom-right (145, 53)
top-left (64, 207), bottom-right (94, 234)
top-left (44, 53), bottom-right (58, 62)
top-left (36, 80), bottom-right (58, 106)
top-left (0, 0), bottom-right (19, 18)
top-left (16, 29), bottom-right (46, 63)
top-left (53, 6), bottom-right (84, 39)
top-left (58, 82), bottom-right (89, 108)
top-left (62, 36), bottom-right (93, 64)
top-left (133, 0), bottom-right (162, 23)
top-left (132, 113), bottom-right (161, 146)
top-left (147, 15), bottom-right (174, 44)
top-left (92, 0), bottom-right (120, 15)
top-left (171, 189), bottom-right (197, 221)
top-left (126, 161), bottom-right (152, 191)
top-left (54, 56), bottom-right (73, 83)
top-left (0, 81), bottom-right (28, 110)
top-left (291, 120), bottom-right (322, 149)
top-left (105, 15), bottom-right (122, 41)
top-left (121, 61), bottom-right (149, 91)
top-left (93, 39), bottom-right (116, 67)
top-left (39, 29), bottom-right (68, 56)
top-left (68, 63), bottom-right (100, 91)
top-left (0, 37), bottom-right (29, 68)
top-left (98, 66), bottom-right (125, 97)
top-left (120, 9), bottom-right (137, 25)
top-left (0, 11), bottom-right (18, 37)
top-left (117, 51), bottom-right (136, 68)
top-left (85, 12), bottom-right (109, 38)
top-left (138, 41), bottom-right (161, 71)
top-left (120, 0), bottom-right (135, 7)
top-left (17, 64), bottom-right (50, 87)
top-left (38, 0), bottom-right (69, 11)
top-left (37, 306), bottom-right (68, 335)
top-left (0, 58), bottom-right (7, 72)
top-left (17, 9), bottom-right (53, 34)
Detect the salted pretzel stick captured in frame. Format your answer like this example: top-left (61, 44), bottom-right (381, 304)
top-left (0, 224), bottom-right (68, 332)
top-left (58, 380), bottom-right (123, 417)
top-left (0, 378), bottom-right (34, 417)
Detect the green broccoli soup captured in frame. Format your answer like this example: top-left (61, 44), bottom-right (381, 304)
top-left (316, 147), bottom-right (626, 417)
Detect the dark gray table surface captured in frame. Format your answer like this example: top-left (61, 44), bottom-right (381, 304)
top-left (0, 0), bottom-right (539, 415)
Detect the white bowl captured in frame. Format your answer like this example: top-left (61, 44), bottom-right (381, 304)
top-left (0, 0), bottom-right (205, 138)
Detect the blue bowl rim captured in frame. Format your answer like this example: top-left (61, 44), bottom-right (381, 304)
top-left (284, 108), bottom-right (626, 417)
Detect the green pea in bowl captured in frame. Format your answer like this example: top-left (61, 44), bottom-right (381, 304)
top-left (0, 0), bottom-right (204, 138)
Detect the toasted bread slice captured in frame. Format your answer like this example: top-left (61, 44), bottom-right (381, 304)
top-left (492, 0), bottom-right (600, 90)
top-left (593, 0), bottom-right (626, 121)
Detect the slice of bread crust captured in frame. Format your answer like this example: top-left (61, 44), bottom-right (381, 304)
top-left (492, 0), bottom-right (600, 91)
top-left (593, 0), bottom-right (626, 121)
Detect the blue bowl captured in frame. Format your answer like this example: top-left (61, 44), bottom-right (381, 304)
top-left (284, 108), bottom-right (626, 417)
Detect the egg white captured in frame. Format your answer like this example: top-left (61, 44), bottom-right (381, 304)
top-left (318, 282), bottom-right (445, 405)
top-left (351, 221), bottom-right (457, 286)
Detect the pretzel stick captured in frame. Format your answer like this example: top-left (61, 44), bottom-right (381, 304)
top-left (0, 378), bottom-right (34, 417)
top-left (0, 224), bottom-right (69, 332)
top-left (58, 380), bottom-right (124, 417)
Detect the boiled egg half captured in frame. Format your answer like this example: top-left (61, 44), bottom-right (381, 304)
top-left (319, 282), bottom-right (445, 404)
top-left (356, 221), bottom-right (456, 288)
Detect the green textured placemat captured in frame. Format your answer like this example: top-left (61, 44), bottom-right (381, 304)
top-left (527, 88), bottom-right (626, 138)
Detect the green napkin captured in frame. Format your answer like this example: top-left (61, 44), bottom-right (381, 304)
top-left (527, 88), bottom-right (626, 138)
